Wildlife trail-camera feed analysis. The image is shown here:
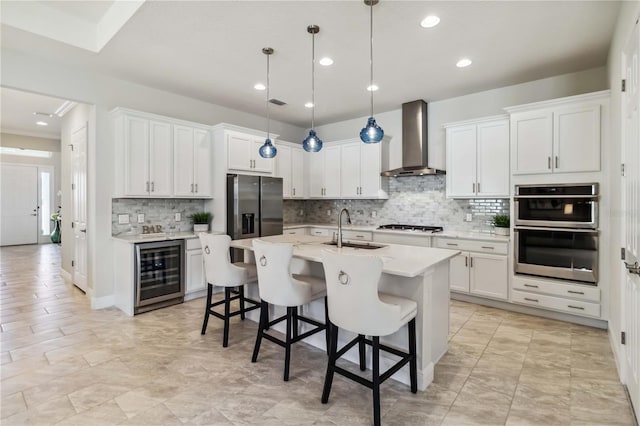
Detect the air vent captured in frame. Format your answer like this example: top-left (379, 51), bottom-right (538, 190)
top-left (269, 98), bottom-right (286, 106)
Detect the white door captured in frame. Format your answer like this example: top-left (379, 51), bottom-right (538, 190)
top-left (123, 115), bottom-right (149, 196)
top-left (277, 145), bottom-right (292, 198)
top-left (72, 125), bottom-right (88, 292)
top-left (340, 142), bottom-right (360, 198)
top-left (307, 150), bottom-right (324, 197)
top-left (0, 164), bottom-right (38, 246)
top-left (252, 139), bottom-right (274, 173)
top-left (470, 253), bottom-right (508, 300)
top-left (511, 111), bottom-right (553, 175)
top-left (477, 120), bottom-right (510, 197)
top-left (194, 129), bottom-right (212, 197)
top-left (323, 145), bottom-right (341, 198)
top-left (449, 252), bottom-right (470, 293)
top-left (173, 125), bottom-right (195, 196)
top-left (622, 17), bottom-right (640, 417)
top-left (291, 147), bottom-right (305, 198)
top-left (149, 120), bottom-right (173, 196)
top-left (227, 134), bottom-right (252, 171)
top-left (446, 125), bottom-right (477, 197)
top-left (553, 104), bottom-right (601, 173)
top-left (360, 141), bottom-right (382, 197)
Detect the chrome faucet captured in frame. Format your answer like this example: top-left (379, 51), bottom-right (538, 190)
top-left (337, 208), bottom-right (352, 248)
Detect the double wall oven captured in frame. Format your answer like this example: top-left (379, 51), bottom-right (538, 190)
top-left (514, 183), bottom-right (599, 284)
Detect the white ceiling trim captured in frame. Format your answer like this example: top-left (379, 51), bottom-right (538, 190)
top-left (0, 0), bottom-right (146, 53)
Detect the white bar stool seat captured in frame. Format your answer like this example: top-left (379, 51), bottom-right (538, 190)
top-left (251, 239), bottom-right (330, 381)
top-left (199, 234), bottom-right (260, 347)
top-left (321, 250), bottom-right (418, 426)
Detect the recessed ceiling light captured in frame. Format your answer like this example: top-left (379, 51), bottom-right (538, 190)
top-left (35, 121), bottom-right (49, 126)
top-left (367, 84), bottom-right (379, 92)
top-left (420, 15), bottom-right (440, 28)
top-left (456, 58), bottom-right (472, 68)
top-left (319, 57), bottom-right (334, 66)
top-left (254, 83), bottom-right (266, 91)
top-left (305, 102), bottom-right (314, 108)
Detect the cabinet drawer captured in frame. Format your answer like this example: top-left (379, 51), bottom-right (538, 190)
top-left (309, 228), bottom-right (330, 237)
top-left (373, 233), bottom-right (431, 247)
top-left (284, 228), bottom-right (308, 236)
top-left (512, 289), bottom-right (600, 318)
top-left (342, 230), bottom-right (373, 241)
top-left (434, 237), bottom-right (508, 255)
top-left (512, 276), bottom-right (600, 302)
top-left (186, 238), bottom-right (202, 250)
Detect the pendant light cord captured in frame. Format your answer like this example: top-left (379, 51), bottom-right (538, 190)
top-left (266, 51), bottom-right (271, 139)
top-left (311, 31), bottom-right (316, 130)
top-left (369, 0), bottom-right (374, 117)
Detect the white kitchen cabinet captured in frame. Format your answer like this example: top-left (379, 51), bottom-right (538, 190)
top-left (186, 248), bottom-right (205, 295)
top-left (227, 133), bottom-right (274, 174)
top-left (506, 91), bottom-right (607, 175)
top-left (283, 227), bottom-right (308, 236)
top-left (445, 116), bottom-right (509, 198)
top-left (308, 145), bottom-right (341, 198)
top-left (340, 139), bottom-right (389, 199)
top-left (276, 143), bottom-right (306, 199)
top-left (434, 237), bottom-right (509, 300)
top-left (117, 115), bottom-right (173, 197)
top-left (174, 126), bottom-right (212, 197)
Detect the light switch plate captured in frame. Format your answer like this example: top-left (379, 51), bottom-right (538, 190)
top-left (466, 213), bottom-right (473, 222)
top-left (175, 213), bottom-right (181, 221)
top-left (118, 214), bottom-right (129, 225)
top-left (371, 211), bottom-right (377, 218)
top-left (137, 214), bottom-right (145, 223)
top-left (326, 210), bottom-right (331, 216)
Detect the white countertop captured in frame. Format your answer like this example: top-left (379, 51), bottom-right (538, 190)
top-left (112, 230), bottom-right (224, 243)
top-left (230, 234), bottom-right (460, 278)
top-left (283, 223), bottom-right (509, 242)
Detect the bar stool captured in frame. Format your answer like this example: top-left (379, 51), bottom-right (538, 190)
top-left (321, 251), bottom-right (417, 426)
top-left (251, 239), bottom-right (329, 381)
top-left (199, 234), bottom-right (260, 347)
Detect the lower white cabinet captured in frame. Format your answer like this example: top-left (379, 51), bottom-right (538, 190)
top-left (185, 239), bottom-right (205, 295)
top-left (435, 237), bottom-right (509, 300)
top-left (283, 228), bottom-right (308, 236)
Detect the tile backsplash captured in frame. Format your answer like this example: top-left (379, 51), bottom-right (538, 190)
top-left (112, 198), bottom-right (206, 235)
top-left (284, 175), bottom-right (509, 232)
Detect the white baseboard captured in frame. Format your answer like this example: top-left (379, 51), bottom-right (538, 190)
top-left (608, 326), bottom-right (624, 381)
top-left (184, 289), bottom-right (207, 301)
top-left (91, 294), bottom-right (115, 310)
top-left (60, 268), bottom-right (72, 283)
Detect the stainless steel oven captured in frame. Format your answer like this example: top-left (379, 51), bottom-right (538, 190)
top-left (514, 183), bottom-right (599, 284)
top-left (514, 226), bottom-right (598, 283)
top-left (514, 183), bottom-right (598, 229)
top-left (135, 240), bottom-right (185, 314)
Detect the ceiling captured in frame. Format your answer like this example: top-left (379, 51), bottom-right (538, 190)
top-left (0, 87), bottom-right (69, 139)
top-left (0, 1), bottom-right (621, 129)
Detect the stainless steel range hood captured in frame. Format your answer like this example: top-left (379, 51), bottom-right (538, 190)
top-left (381, 100), bottom-right (445, 177)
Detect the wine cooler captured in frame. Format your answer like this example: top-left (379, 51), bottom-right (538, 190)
top-left (134, 240), bottom-right (185, 314)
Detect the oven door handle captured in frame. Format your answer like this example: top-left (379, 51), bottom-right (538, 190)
top-left (513, 195), bottom-right (598, 200)
top-left (513, 226), bottom-right (599, 234)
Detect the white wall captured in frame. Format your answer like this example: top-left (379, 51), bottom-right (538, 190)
top-left (605, 0), bottom-right (640, 376)
top-left (316, 67), bottom-right (608, 171)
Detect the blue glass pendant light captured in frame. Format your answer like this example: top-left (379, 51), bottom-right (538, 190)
top-left (259, 47), bottom-right (277, 158)
top-left (303, 25), bottom-right (323, 153)
top-left (360, 0), bottom-right (384, 143)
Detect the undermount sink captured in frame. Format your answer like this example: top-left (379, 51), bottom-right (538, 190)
top-left (323, 241), bottom-right (386, 250)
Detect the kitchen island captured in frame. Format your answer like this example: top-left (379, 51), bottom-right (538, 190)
top-left (230, 234), bottom-right (459, 391)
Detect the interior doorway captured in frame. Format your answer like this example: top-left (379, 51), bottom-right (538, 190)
top-left (1, 163), bottom-right (38, 246)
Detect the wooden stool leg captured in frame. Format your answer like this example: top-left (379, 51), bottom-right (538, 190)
top-left (321, 323), bottom-right (338, 403)
top-left (239, 285), bottom-right (246, 320)
top-left (372, 336), bottom-right (381, 426)
top-left (408, 318), bottom-right (418, 393)
top-left (201, 283), bottom-right (212, 335)
top-left (251, 300), bottom-right (267, 362)
top-left (284, 307), bottom-right (293, 381)
top-left (358, 334), bottom-right (367, 371)
top-left (223, 287), bottom-right (231, 347)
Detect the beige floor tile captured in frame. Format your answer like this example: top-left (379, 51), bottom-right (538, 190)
top-left (67, 383), bottom-right (131, 413)
top-left (1, 391), bottom-right (27, 419)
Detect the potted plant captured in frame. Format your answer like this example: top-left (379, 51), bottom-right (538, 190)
top-left (191, 212), bottom-right (212, 233)
top-left (492, 214), bottom-right (510, 236)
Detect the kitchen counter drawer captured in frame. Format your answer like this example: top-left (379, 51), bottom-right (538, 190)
top-left (342, 230), bottom-right (372, 241)
top-left (373, 232), bottom-right (431, 247)
top-left (512, 289), bottom-right (600, 318)
top-left (309, 227), bottom-right (330, 237)
top-left (434, 237), bottom-right (508, 255)
top-left (512, 275), bottom-right (600, 302)
top-left (186, 238), bottom-right (202, 250)
top-left (284, 228), bottom-right (309, 236)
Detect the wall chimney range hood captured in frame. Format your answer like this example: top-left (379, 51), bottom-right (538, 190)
top-left (381, 100), bottom-right (445, 177)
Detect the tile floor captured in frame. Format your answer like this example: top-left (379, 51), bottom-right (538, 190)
top-left (0, 243), bottom-right (636, 425)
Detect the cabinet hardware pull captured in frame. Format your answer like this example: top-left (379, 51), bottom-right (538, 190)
top-left (146, 181), bottom-right (149, 192)
top-left (151, 182), bottom-right (154, 192)
top-left (293, 188), bottom-right (296, 196)
top-left (524, 297), bottom-right (539, 302)
top-left (481, 246), bottom-right (494, 249)
top-left (568, 290), bottom-right (584, 295)
top-left (555, 156), bottom-right (558, 169)
top-left (356, 235), bottom-right (364, 238)
top-left (524, 284), bottom-right (539, 288)
top-left (477, 182), bottom-right (480, 193)
top-left (190, 183), bottom-right (194, 193)
top-left (568, 305), bottom-right (585, 310)
top-left (548, 157), bottom-right (551, 169)
top-left (472, 183), bottom-right (475, 193)
top-left (465, 256), bottom-right (468, 267)
top-left (446, 243), bottom-right (458, 246)
top-left (469, 257), bottom-right (473, 267)
top-left (195, 183), bottom-right (198, 193)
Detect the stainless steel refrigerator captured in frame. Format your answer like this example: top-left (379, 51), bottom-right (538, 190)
top-left (227, 174), bottom-right (283, 261)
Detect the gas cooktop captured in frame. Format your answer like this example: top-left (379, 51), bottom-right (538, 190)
top-left (377, 224), bottom-right (444, 233)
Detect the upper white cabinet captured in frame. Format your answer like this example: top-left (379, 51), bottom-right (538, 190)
top-left (308, 145), bottom-right (341, 198)
top-left (113, 108), bottom-right (211, 198)
top-left (227, 133), bottom-right (274, 174)
top-left (506, 91), bottom-right (608, 175)
top-left (276, 142), bottom-right (306, 199)
top-left (174, 125), bottom-right (212, 197)
top-left (445, 116), bottom-right (509, 198)
top-left (340, 139), bottom-right (389, 199)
